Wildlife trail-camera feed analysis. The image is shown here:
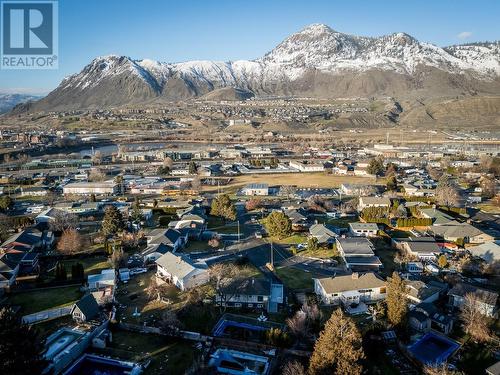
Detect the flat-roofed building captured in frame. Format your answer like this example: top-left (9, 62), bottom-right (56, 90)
top-left (63, 181), bottom-right (118, 195)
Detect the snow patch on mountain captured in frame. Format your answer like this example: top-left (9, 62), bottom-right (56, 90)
top-left (56, 24), bottom-right (500, 98)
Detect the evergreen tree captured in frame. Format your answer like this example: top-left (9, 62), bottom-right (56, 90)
top-left (308, 309), bottom-right (364, 375)
top-left (71, 262), bottom-right (84, 280)
top-left (307, 236), bottom-right (319, 252)
top-left (130, 197), bottom-right (144, 224)
top-left (55, 262), bottom-right (67, 281)
top-left (210, 194), bottom-right (236, 221)
top-left (263, 211), bottom-right (292, 239)
top-left (101, 205), bottom-right (124, 237)
top-left (0, 308), bottom-right (47, 375)
top-left (367, 157), bottom-right (384, 176)
top-left (188, 161), bottom-right (198, 175)
top-left (386, 272), bottom-right (408, 328)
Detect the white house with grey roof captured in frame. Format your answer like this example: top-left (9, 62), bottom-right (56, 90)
top-left (309, 223), bottom-right (338, 244)
top-left (349, 222), bottom-right (379, 237)
top-left (155, 252), bottom-right (209, 291)
top-left (314, 272), bottom-right (387, 305)
top-left (242, 183), bottom-right (269, 196)
top-left (358, 196), bottom-right (391, 210)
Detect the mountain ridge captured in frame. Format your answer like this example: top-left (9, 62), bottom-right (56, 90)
top-left (16, 24), bottom-right (500, 111)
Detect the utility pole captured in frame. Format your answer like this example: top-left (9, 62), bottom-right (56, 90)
top-left (237, 220), bottom-right (240, 243)
top-left (270, 242), bottom-right (274, 268)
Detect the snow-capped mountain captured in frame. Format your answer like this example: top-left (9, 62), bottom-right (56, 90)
top-left (29, 24), bottom-right (500, 110)
top-left (0, 93), bottom-right (41, 114)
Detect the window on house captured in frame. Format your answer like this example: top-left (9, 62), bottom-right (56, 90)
top-left (257, 296), bottom-right (263, 302)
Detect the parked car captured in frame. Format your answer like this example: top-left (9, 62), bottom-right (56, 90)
top-left (255, 231), bottom-right (263, 239)
top-left (129, 267), bottom-right (147, 276)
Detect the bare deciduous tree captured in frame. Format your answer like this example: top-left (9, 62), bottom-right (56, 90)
top-left (88, 168), bottom-right (106, 182)
top-left (159, 310), bottom-right (183, 335)
top-left (146, 275), bottom-right (169, 301)
top-left (209, 263), bottom-right (246, 312)
top-left (460, 291), bottom-right (495, 343)
top-left (282, 360), bottom-right (305, 375)
top-left (57, 229), bottom-right (84, 255)
top-left (50, 210), bottom-right (79, 232)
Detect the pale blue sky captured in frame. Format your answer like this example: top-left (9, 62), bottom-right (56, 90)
top-left (1, 0), bottom-right (499, 94)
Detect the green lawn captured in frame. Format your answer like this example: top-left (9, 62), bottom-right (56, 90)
top-left (99, 330), bottom-right (196, 375)
top-left (61, 256), bottom-right (110, 276)
top-left (299, 246), bottom-right (336, 259)
top-left (275, 266), bottom-right (314, 290)
top-left (8, 285), bottom-right (82, 315)
top-left (372, 239), bottom-right (398, 277)
top-left (182, 240), bottom-right (212, 253)
top-left (275, 234), bottom-right (307, 245)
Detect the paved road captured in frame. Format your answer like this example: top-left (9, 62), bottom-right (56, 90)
top-left (195, 200), bottom-right (345, 278)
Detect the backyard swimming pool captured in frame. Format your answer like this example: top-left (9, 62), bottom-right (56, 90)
top-left (408, 332), bottom-right (460, 366)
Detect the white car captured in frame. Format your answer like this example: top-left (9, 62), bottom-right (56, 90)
top-left (129, 267), bottom-right (147, 275)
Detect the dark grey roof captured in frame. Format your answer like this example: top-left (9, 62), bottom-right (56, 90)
top-left (405, 237), bottom-right (440, 254)
top-left (73, 294), bottom-right (99, 320)
top-left (448, 283), bottom-right (498, 302)
top-left (224, 278), bottom-right (271, 296)
top-left (337, 237), bottom-right (375, 255)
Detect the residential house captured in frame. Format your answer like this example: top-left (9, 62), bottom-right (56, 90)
top-left (143, 228), bottom-right (188, 262)
top-left (155, 252), bottom-right (209, 291)
top-left (410, 303), bottom-right (454, 335)
top-left (242, 183), bottom-right (269, 196)
top-left (284, 209), bottom-right (309, 231)
top-left (358, 196), bottom-right (391, 210)
top-left (309, 223), bottom-right (338, 244)
top-left (336, 237), bottom-right (382, 271)
top-left (1, 227), bottom-right (54, 252)
top-left (486, 361), bottom-right (500, 375)
top-left (431, 221), bottom-right (495, 244)
top-left (215, 278), bottom-right (277, 311)
top-left (393, 237), bottom-right (440, 261)
top-left (420, 208), bottom-right (454, 226)
top-left (20, 186), bottom-right (48, 197)
top-left (289, 160), bottom-right (325, 172)
top-left (448, 283), bottom-right (498, 317)
top-left (349, 222), bottom-right (379, 237)
top-left (0, 253), bottom-right (21, 291)
top-left (468, 242), bottom-right (500, 263)
top-left (314, 272), bottom-right (387, 305)
top-left (71, 294), bottom-right (100, 322)
top-left (407, 262), bottom-right (424, 274)
top-left (63, 181), bottom-right (118, 195)
top-left (87, 269), bottom-right (116, 291)
top-left (406, 280), bottom-right (442, 304)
